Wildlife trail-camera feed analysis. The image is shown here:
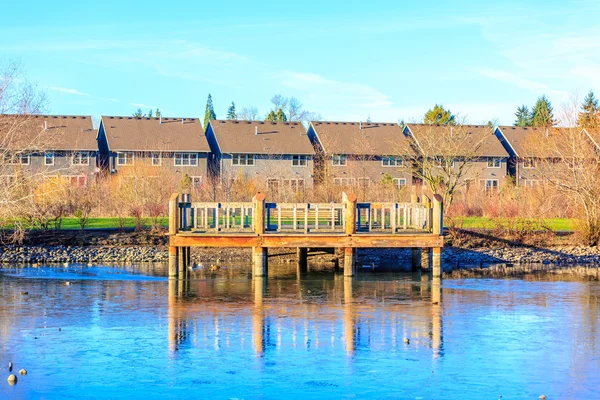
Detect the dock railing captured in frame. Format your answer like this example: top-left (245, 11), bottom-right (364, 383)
top-left (171, 192), bottom-right (442, 235)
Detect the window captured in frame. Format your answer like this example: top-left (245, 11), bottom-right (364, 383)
top-left (151, 152), bottom-right (161, 166)
top-left (72, 151), bottom-right (89, 166)
top-left (523, 179), bottom-right (540, 188)
top-left (523, 158), bottom-right (536, 169)
top-left (283, 179), bottom-right (305, 192)
top-left (174, 152), bottom-right (198, 166)
top-left (434, 157), bottom-right (454, 168)
top-left (487, 157), bottom-right (501, 168)
top-left (45, 152), bottom-right (54, 166)
top-left (358, 177), bottom-right (370, 187)
top-left (332, 154), bottom-right (347, 166)
top-left (292, 155), bottom-right (308, 166)
top-left (189, 176), bottom-right (202, 187)
top-left (232, 154), bottom-right (255, 166)
top-left (267, 178), bottom-right (280, 193)
top-left (117, 152), bottom-right (134, 166)
top-left (334, 178), bottom-right (355, 186)
top-left (382, 157), bottom-right (403, 167)
top-left (393, 178), bottom-right (407, 189)
top-left (483, 179), bottom-right (499, 191)
top-left (4, 153), bottom-right (29, 165)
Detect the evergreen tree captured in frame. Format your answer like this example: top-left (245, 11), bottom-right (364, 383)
top-left (147, 109), bottom-right (153, 117)
top-left (203, 93), bottom-right (216, 131)
top-left (275, 108), bottom-right (287, 122)
top-left (266, 110), bottom-right (277, 122)
top-left (530, 95), bottom-right (556, 128)
top-left (423, 104), bottom-right (455, 125)
top-left (578, 90), bottom-right (599, 128)
top-left (132, 108), bottom-right (144, 118)
top-left (266, 108), bottom-right (287, 122)
top-left (226, 101), bottom-right (237, 120)
top-left (514, 105), bottom-right (532, 127)
top-left (155, 108), bottom-right (162, 118)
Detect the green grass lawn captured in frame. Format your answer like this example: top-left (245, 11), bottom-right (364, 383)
top-left (452, 217), bottom-right (576, 231)
top-left (3, 216), bottom-right (577, 232)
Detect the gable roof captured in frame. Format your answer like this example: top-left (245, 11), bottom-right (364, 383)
top-left (496, 126), bottom-right (556, 158)
top-left (405, 124), bottom-right (508, 157)
top-left (0, 114), bottom-right (96, 151)
top-left (582, 127), bottom-right (600, 150)
top-left (309, 121), bottom-right (414, 155)
top-left (208, 120), bottom-right (315, 155)
top-left (100, 116), bottom-right (210, 152)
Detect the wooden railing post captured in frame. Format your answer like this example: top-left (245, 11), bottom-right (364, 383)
top-left (432, 194), bottom-right (444, 236)
top-left (252, 192), bottom-right (266, 235)
top-left (168, 193), bottom-right (180, 235)
top-left (168, 193), bottom-right (180, 279)
top-left (342, 192), bottom-right (357, 235)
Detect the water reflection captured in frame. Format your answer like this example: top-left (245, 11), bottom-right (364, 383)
top-left (1, 264), bottom-right (598, 399)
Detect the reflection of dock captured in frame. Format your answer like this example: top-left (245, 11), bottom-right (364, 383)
top-left (166, 271), bottom-right (444, 360)
top-left (167, 191), bottom-right (444, 279)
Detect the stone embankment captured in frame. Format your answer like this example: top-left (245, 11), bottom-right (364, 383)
top-left (1, 244), bottom-right (600, 266)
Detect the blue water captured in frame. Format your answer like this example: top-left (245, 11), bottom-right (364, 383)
top-left (0, 264), bottom-right (598, 399)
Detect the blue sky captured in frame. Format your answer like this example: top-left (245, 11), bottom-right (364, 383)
top-left (1, 0), bottom-right (598, 125)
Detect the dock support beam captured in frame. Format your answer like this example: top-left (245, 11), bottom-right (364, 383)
top-left (411, 248), bottom-right (420, 271)
top-left (432, 247), bottom-right (442, 278)
top-left (344, 247), bottom-right (356, 277)
top-left (253, 247), bottom-right (268, 277)
top-left (168, 246), bottom-right (178, 278)
top-left (178, 247), bottom-right (185, 277)
top-left (297, 247), bottom-right (308, 274)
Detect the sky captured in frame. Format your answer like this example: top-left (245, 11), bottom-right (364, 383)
top-left (1, 0), bottom-right (598, 125)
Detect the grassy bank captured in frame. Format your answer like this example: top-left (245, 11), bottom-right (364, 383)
top-left (453, 217), bottom-right (576, 231)
top-left (4, 216), bottom-right (577, 232)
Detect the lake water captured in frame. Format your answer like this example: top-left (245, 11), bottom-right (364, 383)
top-left (0, 263), bottom-right (598, 399)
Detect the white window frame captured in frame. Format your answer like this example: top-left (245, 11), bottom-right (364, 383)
top-left (333, 177), bottom-right (355, 186)
top-left (72, 151), bottom-right (90, 166)
top-left (523, 157), bottom-right (537, 169)
top-left (483, 179), bottom-right (499, 191)
top-left (292, 155), bottom-right (308, 167)
top-left (45, 152), bottom-right (55, 166)
top-left (231, 153), bottom-right (255, 166)
top-left (267, 178), bottom-right (280, 192)
top-left (62, 175), bottom-right (87, 187)
top-left (487, 157), bottom-right (501, 168)
top-left (357, 177), bottom-right (371, 187)
top-left (332, 154), bottom-right (347, 166)
top-left (151, 152), bottom-right (162, 166)
top-left (174, 152), bottom-right (198, 167)
top-left (4, 153), bottom-right (29, 165)
top-left (189, 176), bottom-right (202, 187)
top-left (393, 178), bottom-right (407, 189)
top-left (283, 178), bottom-right (305, 192)
top-left (117, 151), bottom-right (135, 166)
top-left (382, 157), bottom-right (403, 167)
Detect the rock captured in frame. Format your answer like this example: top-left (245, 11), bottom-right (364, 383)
top-left (20, 291), bottom-right (28, 295)
top-left (539, 396), bottom-right (546, 400)
top-left (403, 338), bottom-right (410, 344)
top-left (7, 374), bottom-right (17, 383)
top-left (8, 362), bottom-right (12, 371)
top-left (19, 369), bottom-right (26, 375)
top-left (65, 281), bottom-right (72, 286)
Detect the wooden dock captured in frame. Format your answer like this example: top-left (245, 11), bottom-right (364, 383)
top-left (168, 192), bottom-right (444, 278)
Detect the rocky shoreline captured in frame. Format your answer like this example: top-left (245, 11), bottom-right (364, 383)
top-left (1, 244), bottom-right (600, 267)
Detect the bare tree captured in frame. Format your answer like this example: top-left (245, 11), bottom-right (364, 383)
top-left (238, 106), bottom-right (260, 121)
top-left (270, 94), bottom-right (321, 125)
top-left (403, 124), bottom-right (494, 205)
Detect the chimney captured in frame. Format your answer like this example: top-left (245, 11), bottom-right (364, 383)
top-left (255, 126), bottom-right (258, 135)
top-left (359, 121), bottom-right (362, 130)
top-left (44, 121), bottom-right (48, 131)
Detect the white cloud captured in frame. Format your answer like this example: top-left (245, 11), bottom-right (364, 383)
top-left (46, 86), bottom-right (91, 96)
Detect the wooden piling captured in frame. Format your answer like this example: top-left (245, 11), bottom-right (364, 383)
top-left (344, 247), bottom-right (356, 276)
top-left (411, 248), bottom-right (420, 271)
top-left (432, 247), bottom-right (442, 277)
top-left (252, 247), bottom-right (268, 277)
top-left (297, 247), bottom-right (308, 273)
top-left (421, 248), bottom-right (431, 270)
top-left (168, 246), bottom-right (178, 278)
top-left (253, 192), bottom-right (266, 235)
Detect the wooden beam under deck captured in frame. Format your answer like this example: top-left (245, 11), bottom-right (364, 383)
top-left (170, 233), bottom-right (444, 248)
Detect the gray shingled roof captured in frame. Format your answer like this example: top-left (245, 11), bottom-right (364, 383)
top-left (209, 120), bottom-right (315, 155)
top-left (0, 114), bottom-right (96, 151)
top-left (406, 124), bottom-right (508, 157)
top-left (101, 116), bottom-right (210, 152)
top-left (310, 121), bottom-right (414, 155)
